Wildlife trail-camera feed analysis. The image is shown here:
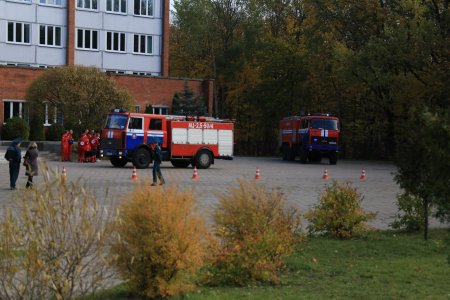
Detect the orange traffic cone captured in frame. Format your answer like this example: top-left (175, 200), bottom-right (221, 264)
top-left (131, 166), bottom-right (137, 180)
top-left (61, 166), bottom-right (67, 182)
top-left (255, 167), bottom-right (261, 180)
top-left (322, 168), bottom-right (329, 180)
top-left (192, 166), bottom-right (199, 180)
top-left (360, 169), bottom-right (367, 180)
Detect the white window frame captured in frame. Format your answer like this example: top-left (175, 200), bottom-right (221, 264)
top-left (152, 106), bottom-right (168, 115)
top-left (7, 22), bottom-right (31, 44)
top-left (106, 0), bottom-right (126, 13)
top-left (39, 25), bottom-right (62, 47)
top-left (7, 0), bottom-right (31, 3)
top-left (43, 103), bottom-right (58, 126)
top-left (76, 28), bottom-right (99, 50)
top-left (39, 0), bottom-right (62, 6)
top-left (76, 0), bottom-right (98, 10)
top-left (3, 100), bottom-right (27, 123)
top-left (106, 31), bottom-right (126, 52)
top-left (133, 34), bottom-right (152, 54)
top-left (134, 0), bottom-right (153, 16)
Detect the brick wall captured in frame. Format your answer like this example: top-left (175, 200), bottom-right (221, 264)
top-left (0, 66), bottom-right (214, 133)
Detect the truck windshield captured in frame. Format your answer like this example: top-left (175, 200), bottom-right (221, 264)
top-left (105, 114), bottom-right (128, 129)
top-left (310, 119), bottom-right (338, 130)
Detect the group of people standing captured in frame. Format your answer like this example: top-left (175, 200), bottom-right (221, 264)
top-left (61, 129), bottom-right (100, 163)
top-left (5, 138), bottom-right (39, 190)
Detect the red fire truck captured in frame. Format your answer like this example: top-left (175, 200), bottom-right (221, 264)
top-left (279, 114), bottom-right (340, 164)
top-left (100, 109), bottom-right (234, 169)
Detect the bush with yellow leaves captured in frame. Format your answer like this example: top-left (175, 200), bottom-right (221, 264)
top-left (305, 180), bottom-right (376, 239)
top-left (206, 179), bottom-right (302, 286)
top-left (0, 166), bottom-right (116, 300)
top-left (111, 184), bottom-right (208, 299)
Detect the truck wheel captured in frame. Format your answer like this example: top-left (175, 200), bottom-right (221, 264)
top-left (288, 146), bottom-right (296, 161)
top-left (110, 157), bottom-right (127, 167)
top-left (329, 152), bottom-right (338, 165)
top-left (194, 150), bottom-right (212, 169)
top-left (300, 147), bottom-right (307, 163)
top-left (171, 159), bottom-right (191, 168)
top-left (133, 148), bottom-right (151, 169)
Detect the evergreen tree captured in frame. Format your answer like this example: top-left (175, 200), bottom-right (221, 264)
top-left (172, 81), bottom-right (207, 116)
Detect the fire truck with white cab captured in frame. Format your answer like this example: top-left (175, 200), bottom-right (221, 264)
top-left (279, 114), bottom-right (340, 164)
top-left (100, 109), bottom-right (234, 169)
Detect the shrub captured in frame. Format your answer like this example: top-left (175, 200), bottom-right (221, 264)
top-left (112, 184), bottom-right (208, 299)
top-left (29, 115), bottom-right (45, 141)
top-left (46, 123), bottom-right (65, 141)
top-left (305, 180), bottom-right (376, 239)
top-left (207, 179), bottom-right (302, 286)
top-left (0, 165), bottom-right (116, 300)
top-left (390, 192), bottom-right (430, 232)
top-left (2, 117), bottom-right (29, 140)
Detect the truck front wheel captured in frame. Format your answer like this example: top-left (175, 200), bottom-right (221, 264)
top-left (110, 157), bottom-right (128, 167)
top-left (194, 150), bottom-right (212, 169)
top-left (133, 148), bottom-right (151, 169)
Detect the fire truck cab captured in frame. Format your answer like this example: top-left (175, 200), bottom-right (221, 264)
top-left (279, 114), bottom-right (340, 164)
top-left (100, 109), bottom-right (234, 169)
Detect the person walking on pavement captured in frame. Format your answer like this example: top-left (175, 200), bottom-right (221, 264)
top-left (4, 137), bottom-right (22, 190)
top-left (24, 142), bottom-right (39, 188)
top-left (151, 141), bottom-right (165, 186)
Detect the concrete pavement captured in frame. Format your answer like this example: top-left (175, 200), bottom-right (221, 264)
top-left (0, 152), bottom-right (445, 229)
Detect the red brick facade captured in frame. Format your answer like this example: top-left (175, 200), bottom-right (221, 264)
top-left (0, 66), bottom-right (214, 132)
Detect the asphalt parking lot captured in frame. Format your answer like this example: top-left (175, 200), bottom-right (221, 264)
top-left (0, 154), bottom-right (444, 229)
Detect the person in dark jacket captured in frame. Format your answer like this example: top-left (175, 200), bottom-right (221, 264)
top-left (4, 137), bottom-right (22, 190)
top-left (24, 142), bottom-right (39, 188)
top-left (151, 141), bottom-right (165, 186)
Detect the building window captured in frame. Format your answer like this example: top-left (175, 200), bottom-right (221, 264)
top-left (39, 25), bottom-right (62, 47)
top-left (152, 106), bottom-right (168, 115)
top-left (134, 105), bottom-right (140, 113)
top-left (106, 32), bottom-right (126, 52)
top-left (133, 34), bottom-right (152, 54)
top-left (7, 22), bottom-right (31, 44)
top-left (77, 29), bottom-right (98, 50)
top-left (134, 0), bottom-right (153, 16)
top-left (3, 100), bottom-right (27, 123)
top-left (43, 103), bottom-right (57, 126)
top-left (76, 0), bottom-right (98, 10)
top-left (39, 0), bottom-right (62, 5)
top-left (106, 0), bottom-right (126, 13)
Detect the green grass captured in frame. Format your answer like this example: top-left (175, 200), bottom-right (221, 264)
top-left (85, 229), bottom-right (450, 300)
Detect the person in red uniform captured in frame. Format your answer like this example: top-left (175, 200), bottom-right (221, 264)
top-left (61, 130), bottom-right (69, 161)
top-left (89, 131), bottom-right (99, 162)
top-left (78, 130), bottom-right (90, 162)
top-left (67, 129), bottom-right (74, 162)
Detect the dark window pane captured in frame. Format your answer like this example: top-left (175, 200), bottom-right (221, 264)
top-left (4, 102), bottom-right (11, 122)
top-left (8, 23), bottom-right (14, 42)
top-left (92, 31), bottom-right (98, 49)
top-left (24, 24), bottom-right (30, 43)
top-left (40, 25), bottom-right (45, 44)
top-left (12, 103), bottom-right (19, 117)
top-left (85, 30), bottom-right (91, 48)
top-left (134, 35), bottom-right (138, 52)
top-left (141, 0), bottom-right (146, 15)
top-left (113, 32), bottom-right (118, 50)
top-left (114, 0), bottom-right (119, 11)
top-left (140, 35), bottom-right (145, 53)
top-left (92, 0), bottom-right (97, 9)
top-left (107, 32), bottom-right (111, 50)
top-left (55, 27), bottom-right (61, 45)
top-left (121, 0), bottom-right (126, 12)
top-left (84, 0), bottom-right (90, 9)
top-left (106, 0), bottom-right (111, 10)
top-left (77, 0), bottom-right (82, 7)
top-left (147, 0), bottom-right (152, 15)
top-left (146, 36), bottom-right (151, 53)
top-left (48, 26), bottom-right (53, 45)
top-left (120, 33), bottom-right (125, 51)
top-left (77, 29), bottom-right (83, 48)
top-left (16, 23), bottom-right (22, 43)
top-left (134, 0), bottom-right (139, 14)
